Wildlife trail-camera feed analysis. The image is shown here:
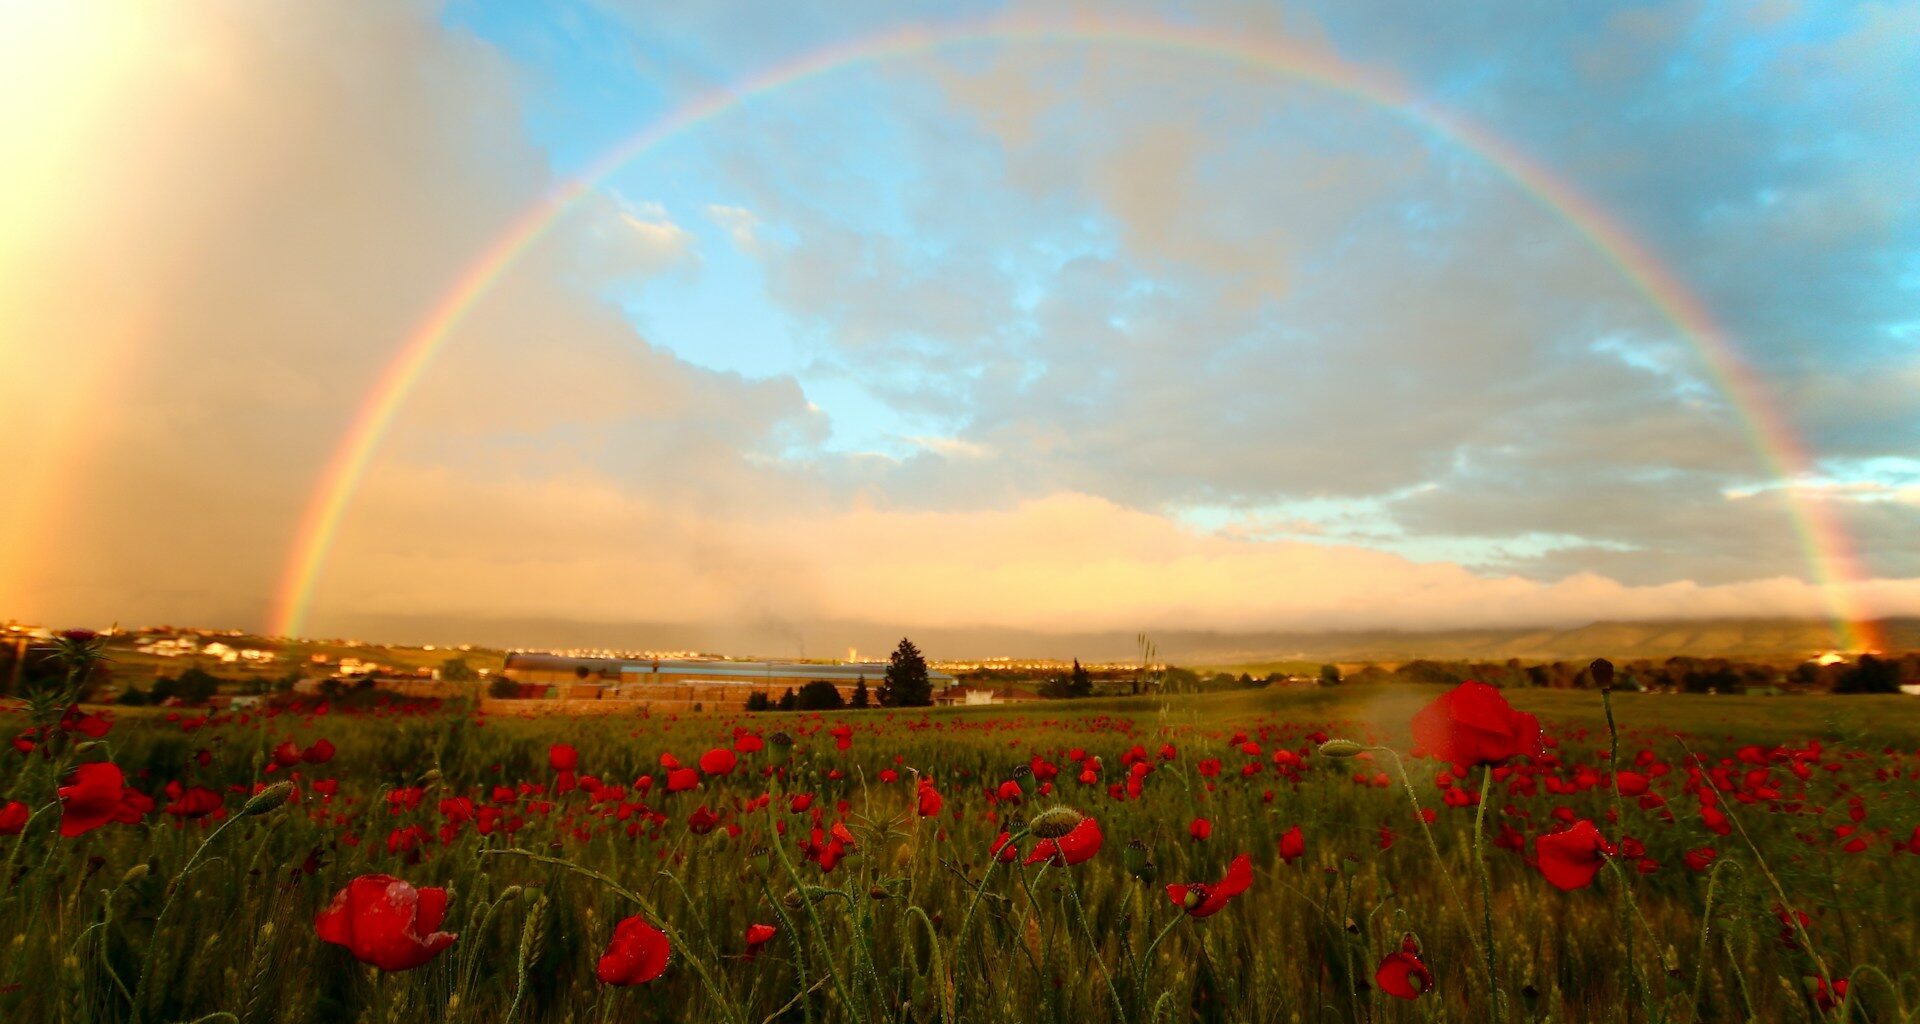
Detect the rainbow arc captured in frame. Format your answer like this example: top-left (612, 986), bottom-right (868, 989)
top-left (270, 12), bottom-right (1881, 651)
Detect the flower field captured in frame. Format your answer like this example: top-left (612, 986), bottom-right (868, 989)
top-left (7, 638), bottom-right (1920, 1022)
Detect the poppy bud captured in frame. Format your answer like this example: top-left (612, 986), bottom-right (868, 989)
top-left (781, 888), bottom-right (806, 911)
top-left (420, 769), bottom-right (443, 784)
top-left (1318, 739), bottom-right (1365, 759)
top-left (1029, 806), bottom-right (1085, 839)
top-left (120, 863), bottom-right (150, 886)
top-left (242, 781), bottom-right (294, 817)
top-left (1590, 658), bottom-right (1615, 692)
top-left (868, 885), bottom-right (891, 900)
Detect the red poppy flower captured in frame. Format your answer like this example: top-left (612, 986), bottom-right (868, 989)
top-left (916, 783), bottom-right (942, 817)
top-left (744, 923), bottom-right (776, 960)
top-left (303, 738), bottom-right (336, 764)
top-left (666, 768), bottom-right (699, 792)
top-left (598, 916), bottom-right (671, 985)
top-left (271, 741), bottom-right (302, 768)
top-left (549, 744), bottom-right (579, 772)
top-left (1535, 820), bottom-right (1615, 891)
top-left (1189, 817), bottom-right (1213, 841)
top-left (0, 801), bottom-right (28, 836)
top-left (1025, 817), bottom-right (1103, 866)
top-left (1167, 853), bottom-right (1252, 918)
top-left (1278, 825), bottom-right (1305, 864)
top-left (1812, 976), bottom-right (1849, 1012)
top-left (1683, 846), bottom-right (1718, 872)
top-left (58, 762), bottom-right (147, 837)
top-left (1410, 682), bottom-right (1543, 767)
top-left (698, 748), bottom-right (737, 776)
top-left (164, 784), bottom-right (225, 820)
top-left (314, 874), bottom-right (458, 971)
top-left (1375, 940), bottom-right (1433, 999)
top-left (59, 705), bottom-right (112, 738)
top-left (989, 831), bottom-right (1019, 863)
top-left (688, 805), bottom-right (719, 835)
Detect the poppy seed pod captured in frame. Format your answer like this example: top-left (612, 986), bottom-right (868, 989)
top-left (768, 732), bottom-right (793, 749)
top-left (1029, 806), bottom-right (1085, 839)
top-left (241, 781), bottom-right (294, 817)
top-left (1123, 838), bottom-right (1154, 880)
top-left (1590, 658), bottom-right (1615, 691)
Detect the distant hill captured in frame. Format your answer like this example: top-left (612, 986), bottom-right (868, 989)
top-left (1166, 617), bottom-right (1920, 668)
top-left (290, 612), bottom-right (1919, 667)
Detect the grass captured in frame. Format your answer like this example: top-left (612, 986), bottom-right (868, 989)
top-left (5, 679), bottom-right (1920, 1023)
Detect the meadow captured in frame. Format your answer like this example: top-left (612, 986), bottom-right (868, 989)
top-left (6, 638), bottom-right (1920, 1023)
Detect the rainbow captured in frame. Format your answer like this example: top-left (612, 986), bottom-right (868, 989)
top-left (270, 11), bottom-right (1883, 650)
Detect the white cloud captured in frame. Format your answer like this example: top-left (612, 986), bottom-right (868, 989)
top-left (704, 203), bottom-right (762, 253)
top-left (904, 435), bottom-right (991, 460)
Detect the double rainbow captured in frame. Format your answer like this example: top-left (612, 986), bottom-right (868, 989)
top-left (270, 12), bottom-right (1881, 650)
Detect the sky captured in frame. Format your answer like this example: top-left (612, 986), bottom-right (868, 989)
top-left (1, 1), bottom-right (1916, 655)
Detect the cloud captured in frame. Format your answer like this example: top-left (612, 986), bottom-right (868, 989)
top-left (0, 2), bottom-right (803, 625)
top-left (311, 478), bottom-right (1920, 634)
top-left (904, 435), bottom-right (992, 461)
top-left (3, 1), bottom-right (1914, 646)
top-left (704, 203), bottom-right (762, 253)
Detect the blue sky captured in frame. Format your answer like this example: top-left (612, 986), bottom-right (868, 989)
top-left (434, 0), bottom-right (1919, 570)
top-left (3, 1), bottom-right (1915, 643)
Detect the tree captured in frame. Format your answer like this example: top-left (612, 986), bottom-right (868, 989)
top-left (850, 676), bottom-right (871, 709)
top-left (777, 687), bottom-right (798, 712)
top-left (1069, 659), bottom-right (1094, 698)
top-left (1835, 654), bottom-right (1900, 695)
top-left (486, 675), bottom-right (519, 699)
top-left (745, 691), bottom-right (771, 712)
top-left (441, 657), bottom-right (476, 682)
top-left (153, 667), bottom-right (221, 705)
top-left (795, 680), bottom-right (846, 711)
top-left (879, 637), bottom-right (931, 707)
top-left (1318, 664), bottom-right (1342, 687)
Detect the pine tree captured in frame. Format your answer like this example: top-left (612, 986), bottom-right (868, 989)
top-left (880, 637), bottom-right (931, 707)
top-left (1068, 658), bottom-right (1093, 698)
top-left (850, 675), bottom-right (871, 709)
top-left (777, 687), bottom-right (797, 711)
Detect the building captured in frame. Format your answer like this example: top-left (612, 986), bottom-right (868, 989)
top-left (930, 686), bottom-right (1048, 707)
top-left (498, 654), bottom-right (955, 709)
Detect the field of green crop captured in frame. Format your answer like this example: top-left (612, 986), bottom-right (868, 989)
top-left (6, 639), bottom-right (1920, 1023)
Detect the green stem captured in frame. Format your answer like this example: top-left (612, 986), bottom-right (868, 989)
top-left (1690, 859), bottom-right (1740, 1020)
top-left (1063, 870), bottom-right (1128, 1024)
top-left (1375, 747), bottom-right (1490, 996)
top-left (481, 849), bottom-right (746, 1024)
top-left (1475, 765), bottom-right (1503, 1022)
top-left (129, 808), bottom-right (254, 1024)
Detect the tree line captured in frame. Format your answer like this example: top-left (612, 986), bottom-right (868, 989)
top-left (746, 637), bottom-right (933, 711)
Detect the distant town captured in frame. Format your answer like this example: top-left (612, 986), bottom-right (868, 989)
top-left (4, 618), bottom-right (1917, 716)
